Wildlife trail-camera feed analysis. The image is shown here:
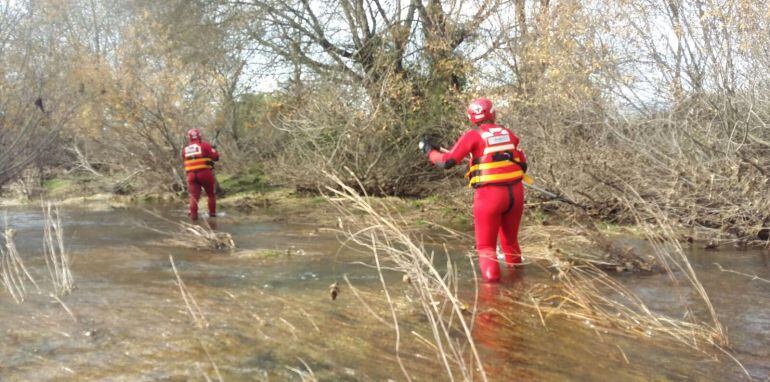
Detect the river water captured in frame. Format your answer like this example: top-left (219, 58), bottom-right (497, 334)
top-left (0, 206), bottom-right (767, 381)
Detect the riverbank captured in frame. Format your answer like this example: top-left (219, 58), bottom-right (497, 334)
top-left (3, 165), bottom-right (484, 226)
top-left (2, 170), bottom-right (763, 253)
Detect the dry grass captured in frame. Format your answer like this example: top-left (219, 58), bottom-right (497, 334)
top-left (322, 168), bottom-right (754, 381)
top-left (285, 358), bottom-right (317, 382)
top-left (143, 209), bottom-right (235, 251)
top-left (1, 218), bottom-right (40, 303)
top-left (42, 203), bottom-right (74, 296)
top-left (507, 192), bottom-right (751, 378)
top-left (518, 224), bottom-right (658, 272)
top-left (169, 255), bottom-right (209, 329)
top-left (713, 263), bottom-right (770, 284)
top-left (167, 252), bottom-right (223, 380)
top-left (323, 170), bottom-right (487, 382)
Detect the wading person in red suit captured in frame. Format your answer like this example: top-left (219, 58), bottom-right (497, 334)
top-left (183, 129), bottom-right (219, 221)
top-left (419, 98), bottom-right (527, 282)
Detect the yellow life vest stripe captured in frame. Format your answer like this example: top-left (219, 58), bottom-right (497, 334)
top-left (523, 174), bottom-right (534, 185)
top-left (186, 165), bottom-right (211, 171)
top-left (468, 170), bottom-right (524, 187)
top-left (465, 160), bottom-right (514, 178)
top-left (184, 157), bottom-right (212, 171)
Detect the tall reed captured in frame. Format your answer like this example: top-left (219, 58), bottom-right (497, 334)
top-left (42, 202), bottom-right (74, 296)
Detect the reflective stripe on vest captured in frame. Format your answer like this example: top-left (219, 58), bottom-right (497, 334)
top-left (184, 158), bottom-right (212, 172)
top-left (482, 143), bottom-right (516, 155)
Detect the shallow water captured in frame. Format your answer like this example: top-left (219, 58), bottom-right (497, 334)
top-left (0, 205), bottom-right (767, 381)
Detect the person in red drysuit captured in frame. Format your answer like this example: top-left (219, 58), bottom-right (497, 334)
top-left (182, 128), bottom-right (219, 220)
top-left (419, 98), bottom-right (527, 282)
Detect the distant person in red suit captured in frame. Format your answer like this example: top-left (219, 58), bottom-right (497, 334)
top-left (182, 129), bottom-right (219, 220)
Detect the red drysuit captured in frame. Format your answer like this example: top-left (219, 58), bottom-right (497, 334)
top-left (183, 139), bottom-right (219, 220)
top-left (427, 123), bottom-right (526, 282)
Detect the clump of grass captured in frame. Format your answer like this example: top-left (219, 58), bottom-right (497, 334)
top-left (42, 202), bottom-right (74, 296)
top-left (509, 190), bottom-right (749, 378)
top-left (519, 224), bottom-right (658, 272)
top-left (143, 210), bottom-right (235, 251)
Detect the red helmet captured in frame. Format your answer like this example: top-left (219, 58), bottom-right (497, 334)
top-left (467, 98), bottom-right (496, 125)
top-left (187, 128), bottom-right (202, 142)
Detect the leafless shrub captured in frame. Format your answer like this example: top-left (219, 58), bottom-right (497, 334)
top-left (469, 1), bottom-right (770, 243)
top-left (269, 82), bottom-right (464, 196)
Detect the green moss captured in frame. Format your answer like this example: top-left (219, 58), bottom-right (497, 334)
top-left (530, 209), bottom-right (549, 225)
top-left (43, 178), bottom-right (74, 191)
top-left (595, 221), bottom-right (622, 232)
top-left (450, 215), bottom-right (472, 230)
top-left (410, 194), bottom-right (438, 209)
top-left (237, 248), bottom-right (288, 259)
top-left (218, 166), bottom-right (271, 194)
top-left (258, 249), bottom-right (285, 258)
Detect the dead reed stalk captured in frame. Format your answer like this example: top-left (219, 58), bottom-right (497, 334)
top-left (198, 339), bottom-right (223, 382)
top-left (169, 255), bottom-right (209, 329)
top-left (42, 202), bottom-right (74, 296)
top-left (1, 219), bottom-right (40, 303)
top-left (285, 358), bottom-right (318, 382)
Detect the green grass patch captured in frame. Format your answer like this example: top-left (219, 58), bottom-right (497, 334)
top-left (257, 249), bottom-right (285, 258)
top-left (308, 196), bottom-right (325, 205)
top-left (43, 178), bottom-right (74, 192)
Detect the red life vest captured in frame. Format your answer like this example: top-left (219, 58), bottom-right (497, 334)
top-left (183, 143), bottom-right (213, 172)
top-left (465, 127), bottom-right (524, 188)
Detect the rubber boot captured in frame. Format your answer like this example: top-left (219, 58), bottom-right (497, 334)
top-left (504, 254), bottom-right (522, 268)
top-left (478, 251), bottom-right (501, 282)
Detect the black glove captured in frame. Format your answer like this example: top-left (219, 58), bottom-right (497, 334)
top-left (418, 137), bottom-right (435, 155)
